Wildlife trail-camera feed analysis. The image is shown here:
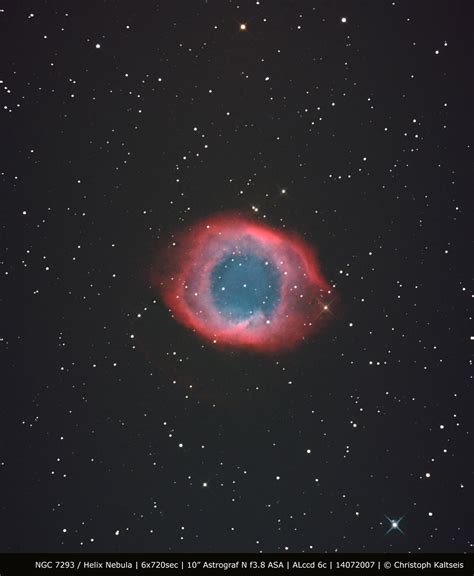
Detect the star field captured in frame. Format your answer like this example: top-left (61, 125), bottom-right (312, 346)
top-left (0, 0), bottom-right (471, 554)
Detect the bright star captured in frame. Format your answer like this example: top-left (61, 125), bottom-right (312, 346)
top-left (240, 23), bottom-right (247, 31)
top-left (385, 514), bottom-right (406, 535)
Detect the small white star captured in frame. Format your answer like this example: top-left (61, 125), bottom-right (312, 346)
top-left (385, 514), bottom-right (406, 535)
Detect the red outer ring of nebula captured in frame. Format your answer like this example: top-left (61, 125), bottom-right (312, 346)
top-left (151, 213), bottom-right (335, 352)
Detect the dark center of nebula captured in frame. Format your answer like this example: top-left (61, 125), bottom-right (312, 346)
top-left (211, 253), bottom-right (281, 321)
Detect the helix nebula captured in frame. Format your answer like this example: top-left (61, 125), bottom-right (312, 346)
top-left (152, 213), bottom-right (335, 352)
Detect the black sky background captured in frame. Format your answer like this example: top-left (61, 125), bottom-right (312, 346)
top-left (1, 0), bottom-right (472, 553)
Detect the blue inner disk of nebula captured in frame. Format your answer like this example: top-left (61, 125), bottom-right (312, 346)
top-left (210, 253), bottom-right (281, 321)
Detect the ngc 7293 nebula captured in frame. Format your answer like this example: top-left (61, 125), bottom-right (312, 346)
top-left (152, 213), bottom-right (335, 352)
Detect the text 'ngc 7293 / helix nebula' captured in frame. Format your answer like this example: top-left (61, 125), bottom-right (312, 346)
top-left (151, 213), bottom-right (336, 352)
